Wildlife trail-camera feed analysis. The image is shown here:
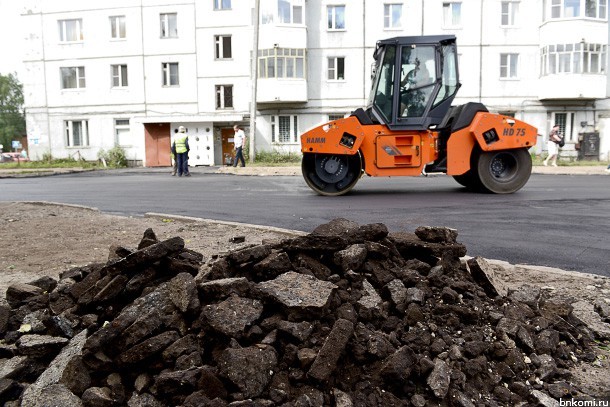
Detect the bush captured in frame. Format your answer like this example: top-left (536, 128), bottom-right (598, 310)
top-left (97, 146), bottom-right (127, 168)
top-left (41, 151), bottom-right (53, 163)
top-left (253, 148), bottom-right (302, 165)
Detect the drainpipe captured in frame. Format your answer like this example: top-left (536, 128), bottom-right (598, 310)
top-left (249, 0), bottom-right (260, 163)
top-left (478, 0), bottom-right (484, 103)
top-left (363, 0), bottom-right (366, 102)
top-left (421, 0), bottom-right (425, 35)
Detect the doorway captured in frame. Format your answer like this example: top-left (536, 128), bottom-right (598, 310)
top-left (144, 123), bottom-right (171, 167)
top-left (221, 128), bottom-right (235, 166)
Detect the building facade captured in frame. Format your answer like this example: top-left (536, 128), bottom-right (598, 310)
top-left (21, 0), bottom-right (609, 166)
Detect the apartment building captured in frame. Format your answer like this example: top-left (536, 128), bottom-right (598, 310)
top-left (21, 0), bottom-right (609, 166)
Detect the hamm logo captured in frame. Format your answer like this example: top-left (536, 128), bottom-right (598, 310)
top-left (306, 137), bottom-right (326, 144)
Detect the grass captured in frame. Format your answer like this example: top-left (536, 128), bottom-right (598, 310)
top-left (2, 153), bottom-right (606, 170)
top-left (0, 159), bottom-right (100, 169)
top-left (531, 155), bottom-right (608, 167)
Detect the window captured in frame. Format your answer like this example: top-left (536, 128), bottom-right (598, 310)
top-left (564, 0), bottom-right (581, 16)
top-left (384, 4), bottom-right (402, 28)
top-left (261, 0), bottom-right (303, 24)
top-left (215, 85), bottom-right (233, 109)
top-left (65, 120), bottom-right (89, 147)
top-left (541, 43), bottom-right (607, 75)
top-left (215, 35), bottom-right (232, 59)
top-left (585, 0), bottom-right (607, 18)
top-left (115, 119), bottom-right (131, 146)
top-left (278, 0), bottom-right (303, 24)
top-left (550, 0), bottom-right (562, 18)
top-left (443, 2), bottom-right (462, 27)
top-left (110, 16), bottom-right (126, 39)
top-left (258, 48), bottom-right (306, 79)
top-left (111, 64), bottom-right (128, 87)
top-left (61, 67), bottom-right (86, 89)
top-left (328, 57), bottom-right (345, 80)
top-left (162, 63), bottom-right (179, 86)
top-left (214, 0), bottom-right (231, 10)
top-left (327, 5), bottom-right (346, 29)
top-left (500, 53), bottom-right (519, 78)
top-left (271, 115), bottom-right (298, 143)
top-left (328, 114), bottom-right (345, 121)
top-left (552, 112), bottom-right (575, 142)
top-left (501, 1), bottom-right (519, 25)
top-left (546, 0), bottom-right (607, 19)
top-left (160, 13), bottom-right (177, 38)
top-left (58, 19), bottom-right (83, 42)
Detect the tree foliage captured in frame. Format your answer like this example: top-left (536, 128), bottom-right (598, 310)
top-left (0, 73), bottom-right (26, 151)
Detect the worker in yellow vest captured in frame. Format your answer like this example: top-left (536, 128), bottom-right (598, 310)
top-left (171, 126), bottom-right (190, 177)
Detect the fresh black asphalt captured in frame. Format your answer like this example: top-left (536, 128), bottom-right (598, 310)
top-left (2, 170), bottom-right (609, 277)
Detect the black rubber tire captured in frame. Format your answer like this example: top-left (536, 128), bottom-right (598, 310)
top-left (474, 148), bottom-right (532, 194)
top-left (452, 170), bottom-right (479, 190)
top-left (302, 152), bottom-right (362, 196)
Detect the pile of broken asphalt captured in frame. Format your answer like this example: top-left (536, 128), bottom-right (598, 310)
top-left (1, 219), bottom-right (608, 406)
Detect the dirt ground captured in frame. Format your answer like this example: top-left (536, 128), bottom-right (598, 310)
top-left (1, 201), bottom-right (609, 398)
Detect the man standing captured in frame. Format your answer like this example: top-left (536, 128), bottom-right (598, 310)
top-left (233, 125), bottom-right (246, 167)
top-left (172, 126), bottom-right (190, 176)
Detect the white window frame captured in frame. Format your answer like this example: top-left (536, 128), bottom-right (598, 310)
top-left (65, 120), bottom-right (89, 147)
top-left (545, 0), bottom-right (601, 19)
top-left (500, 53), bottom-right (519, 79)
top-left (552, 112), bottom-right (575, 142)
top-left (160, 13), bottom-right (178, 38)
top-left (214, 0), bottom-right (231, 10)
top-left (277, 0), bottom-right (303, 24)
top-left (162, 62), bottom-right (179, 86)
top-left (115, 119), bottom-right (131, 146)
top-left (214, 35), bottom-right (232, 60)
top-left (327, 5), bottom-right (346, 30)
top-left (383, 4), bottom-right (402, 29)
top-left (271, 115), bottom-right (299, 143)
top-left (585, 0), bottom-right (607, 18)
top-left (111, 64), bottom-right (128, 88)
top-left (258, 48), bottom-right (306, 79)
top-left (328, 57), bottom-right (346, 81)
top-left (501, 1), bottom-right (519, 26)
top-left (215, 84), bottom-right (234, 109)
top-left (58, 19), bottom-right (83, 42)
top-left (442, 2), bottom-right (462, 28)
top-left (541, 43), bottom-right (607, 75)
top-left (61, 67), bottom-right (86, 89)
top-left (110, 15), bottom-right (126, 39)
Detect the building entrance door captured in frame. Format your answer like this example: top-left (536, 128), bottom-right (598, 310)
top-left (221, 128), bottom-right (235, 166)
top-left (144, 123), bottom-right (171, 167)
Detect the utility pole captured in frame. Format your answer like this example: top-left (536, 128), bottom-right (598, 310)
top-left (249, 0), bottom-right (260, 163)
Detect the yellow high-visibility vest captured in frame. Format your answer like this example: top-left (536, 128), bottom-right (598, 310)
top-left (174, 135), bottom-right (188, 154)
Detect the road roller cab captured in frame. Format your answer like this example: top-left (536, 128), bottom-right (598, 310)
top-left (300, 35), bottom-right (537, 196)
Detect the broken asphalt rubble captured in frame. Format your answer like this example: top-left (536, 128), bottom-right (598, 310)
top-left (0, 219), bottom-right (607, 406)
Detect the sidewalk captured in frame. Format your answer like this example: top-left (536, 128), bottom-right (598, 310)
top-left (0, 164), bottom-right (608, 178)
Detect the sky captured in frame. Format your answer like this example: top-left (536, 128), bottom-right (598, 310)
top-left (0, 0), bottom-right (25, 78)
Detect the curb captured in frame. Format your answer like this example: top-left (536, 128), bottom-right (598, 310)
top-left (19, 201), bottom-right (100, 212)
top-left (1, 166), bottom-right (608, 178)
top-left (144, 212), bottom-right (307, 237)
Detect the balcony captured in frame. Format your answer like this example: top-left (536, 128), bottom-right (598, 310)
top-left (538, 74), bottom-right (606, 101)
top-left (256, 47), bottom-right (307, 103)
top-left (257, 78), bottom-right (307, 103)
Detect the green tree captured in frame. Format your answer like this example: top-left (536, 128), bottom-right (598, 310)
top-left (0, 73), bottom-right (26, 152)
